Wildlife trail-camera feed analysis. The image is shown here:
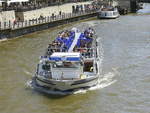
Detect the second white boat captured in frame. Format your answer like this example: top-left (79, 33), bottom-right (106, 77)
top-left (97, 7), bottom-right (120, 19)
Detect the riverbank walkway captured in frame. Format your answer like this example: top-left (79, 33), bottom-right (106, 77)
top-left (0, 10), bottom-right (97, 31)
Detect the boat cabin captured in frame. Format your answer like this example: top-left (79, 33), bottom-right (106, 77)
top-left (38, 52), bottom-right (84, 80)
top-left (37, 52), bottom-right (95, 80)
top-left (98, 7), bottom-right (119, 19)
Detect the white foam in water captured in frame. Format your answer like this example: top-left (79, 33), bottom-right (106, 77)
top-left (26, 80), bottom-right (33, 88)
top-left (73, 89), bottom-right (87, 94)
top-left (73, 72), bottom-right (117, 95)
top-left (24, 70), bottom-right (34, 76)
top-left (0, 38), bottom-right (8, 42)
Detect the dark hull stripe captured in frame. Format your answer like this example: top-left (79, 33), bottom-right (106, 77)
top-left (32, 80), bottom-right (97, 94)
top-left (35, 77), bottom-right (56, 85)
top-left (71, 77), bottom-right (98, 85)
top-left (35, 76), bottom-right (98, 86)
top-left (98, 17), bottom-right (119, 19)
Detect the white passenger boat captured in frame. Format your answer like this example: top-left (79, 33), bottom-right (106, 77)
top-left (97, 7), bottom-right (120, 19)
top-left (29, 28), bottom-right (100, 95)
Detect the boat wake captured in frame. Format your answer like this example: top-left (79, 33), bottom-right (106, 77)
top-left (24, 70), bottom-right (34, 76)
top-left (0, 38), bottom-right (8, 42)
top-left (72, 72), bottom-right (117, 95)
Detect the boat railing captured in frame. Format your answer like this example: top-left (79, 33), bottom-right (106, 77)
top-left (45, 46), bottom-right (94, 58)
top-left (75, 47), bottom-right (94, 58)
top-left (38, 71), bottom-right (52, 79)
top-left (46, 47), bottom-right (63, 56)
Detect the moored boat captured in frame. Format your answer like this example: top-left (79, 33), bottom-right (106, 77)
top-left (29, 28), bottom-right (100, 95)
top-left (97, 7), bottom-right (120, 19)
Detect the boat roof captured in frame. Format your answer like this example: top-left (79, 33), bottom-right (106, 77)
top-left (51, 52), bottom-right (80, 57)
top-left (101, 7), bottom-right (117, 11)
top-left (49, 52), bottom-right (81, 61)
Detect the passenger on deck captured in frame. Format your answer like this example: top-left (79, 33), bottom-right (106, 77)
top-left (88, 27), bottom-right (94, 37)
top-left (84, 27), bottom-right (94, 38)
top-left (76, 32), bottom-right (93, 49)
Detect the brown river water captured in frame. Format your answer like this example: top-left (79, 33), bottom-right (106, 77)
top-left (0, 13), bottom-right (150, 113)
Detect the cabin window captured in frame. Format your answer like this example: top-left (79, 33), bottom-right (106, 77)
top-left (52, 62), bottom-right (80, 68)
top-left (113, 12), bottom-right (117, 15)
top-left (84, 61), bottom-right (93, 72)
top-left (42, 64), bottom-right (50, 71)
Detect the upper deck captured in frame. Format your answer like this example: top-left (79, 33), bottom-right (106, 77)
top-left (45, 28), bottom-right (96, 59)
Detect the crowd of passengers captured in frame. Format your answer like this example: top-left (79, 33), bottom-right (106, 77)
top-left (46, 28), bottom-right (94, 55)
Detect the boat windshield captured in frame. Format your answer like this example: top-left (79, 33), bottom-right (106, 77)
top-left (42, 61), bottom-right (50, 71)
top-left (52, 61), bottom-right (80, 68)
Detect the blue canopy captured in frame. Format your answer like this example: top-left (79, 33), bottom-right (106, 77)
top-left (49, 57), bottom-right (81, 61)
top-left (55, 31), bottom-right (93, 51)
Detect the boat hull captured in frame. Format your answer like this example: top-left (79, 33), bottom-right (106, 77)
top-left (32, 75), bottom-right (99, 92)
top-left (97, 9), bottom-right (120, 19)
top-left (97, 15), bottom-right (119, 19)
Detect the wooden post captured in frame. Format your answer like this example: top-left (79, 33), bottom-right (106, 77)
top-left (42, 18), bottom-right (43, 23)
top-left (9, 20), bottom-right (11, 28)
top-left (17, 22), bottom-right (19, 28)
top-left (22, 21), bottom-right (24, 27)
top-left (48, 16), bottom-right (50, 22)
top-left (45, 17), bottom-right (46, 23)
top-left (36, 18), bottom-right (37, 24)
top-left (25, 20), bottom-right (27, 27)
top-left (39, 19), bottom-right (40, 24)
top-left (32, 20), bottom-right (34, 25)
top-left (29, 20), bottom-right (30, 26)
top-left (4, 22), bottom-right (6, 29)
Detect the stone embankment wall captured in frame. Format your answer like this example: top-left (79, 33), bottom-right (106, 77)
top-left (16, 1), bottom-right (92, 21)
top-left (0, 1), bottom-right (96, 40)
top-left (0, 10), bottom-right (15, 23)
top-left (0, 11), bottom-right (97, 40)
